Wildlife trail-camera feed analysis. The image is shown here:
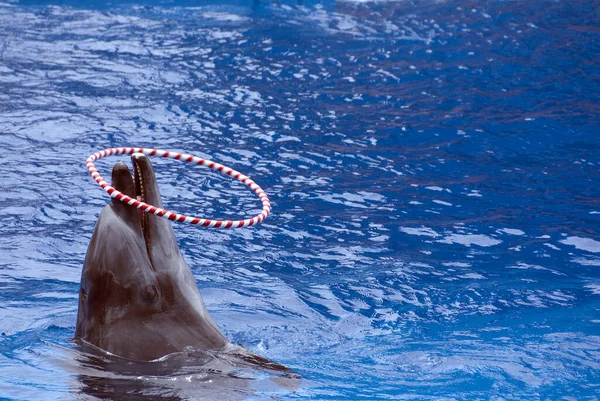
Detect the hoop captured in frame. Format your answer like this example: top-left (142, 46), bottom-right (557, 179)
top-left (86, 147), bottom-right (271, 228)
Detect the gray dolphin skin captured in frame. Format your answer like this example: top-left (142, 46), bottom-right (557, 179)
top-left (75, 153), bottom-right (231, 361)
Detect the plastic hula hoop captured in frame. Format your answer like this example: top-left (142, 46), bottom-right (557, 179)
top-left (86, 147), bottom-right (270, 229)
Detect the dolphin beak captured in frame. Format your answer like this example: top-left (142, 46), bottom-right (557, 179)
top-left (130, 153), bottom-right (180, 269)
top-left (110, 162), bottom-right (141, 228)
top-left (131, 153), bottom-right (163, 259)
top-left (131, 153), bottom-right (163, 209)
top-left (108, 156), bottom-right (160, 263)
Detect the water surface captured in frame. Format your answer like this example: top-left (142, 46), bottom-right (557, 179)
top-left (0, 0), bottom-right (599, 399)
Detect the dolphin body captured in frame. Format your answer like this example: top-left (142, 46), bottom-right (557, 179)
top-left (75, 153), bottom-right (283, 371)
top-left (75, 153), bottom-right (226, 360)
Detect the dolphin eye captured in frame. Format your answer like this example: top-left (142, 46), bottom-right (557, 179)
top-left (143, 285), bottom-right (159, 302)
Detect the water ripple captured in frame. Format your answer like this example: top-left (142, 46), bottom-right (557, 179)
top-left (1, 0), bottom-right (599, 399)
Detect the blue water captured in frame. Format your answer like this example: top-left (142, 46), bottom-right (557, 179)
top-left (1, 0), bottom-right (599, 399)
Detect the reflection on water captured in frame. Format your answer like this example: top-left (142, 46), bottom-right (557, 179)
top-left (59, 342), bottom-right (299, 400)
top-left (0, 0), bottom-right (599, 399)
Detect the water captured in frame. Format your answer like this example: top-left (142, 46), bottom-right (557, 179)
top-left (1, 0), bottom-right (599, 399)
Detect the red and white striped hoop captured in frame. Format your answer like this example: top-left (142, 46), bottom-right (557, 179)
top-left (86, 147), bottom-right (271, 229)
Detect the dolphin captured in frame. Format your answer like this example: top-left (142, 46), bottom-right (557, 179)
top-left (75, 153), bottom-right (290, 374)
top-left (75, 153), bottom-right (228, 360)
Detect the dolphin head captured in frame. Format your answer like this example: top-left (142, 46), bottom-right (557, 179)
top-left (75, 154), bottom-right (228, 361)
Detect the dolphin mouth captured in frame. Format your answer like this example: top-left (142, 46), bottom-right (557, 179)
top-left (132, 154), bottom-right (152, 258)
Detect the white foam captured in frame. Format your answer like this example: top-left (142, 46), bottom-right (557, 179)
top-left (370, 235), bottom-right (389, 242)
top-left (442, 262), bottom-right (471, 268)
top-left (585, 284), bottom-right (600, 295)
top-left (432, 200), bottom-right (452, 206)
top-left (497, 228), bottom-right (525, 236)
top-left (459, 273), bottom-right (486, 279)
top-left (439, 234), bottom-right (501, 247)
top-left (201, 12), bottom-right (250, 22)
top-left (571, 257), bottom-right (600, 266)
top-left (507, 263), bottom-right (564, 276)
top-left (400, 226), bottom-right (439, 238)
top-left (560, 236), bottom-right (600, 253)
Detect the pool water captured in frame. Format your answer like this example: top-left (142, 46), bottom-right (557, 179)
top-left (1, 0), bottom-right (599, 399)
